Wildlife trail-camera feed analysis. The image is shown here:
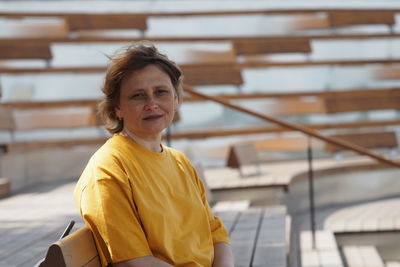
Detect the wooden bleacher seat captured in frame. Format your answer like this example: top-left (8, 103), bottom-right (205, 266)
top-left (342, 246), bottom-right (385, 267)
top-left (324, 198), bottom-right (400, 233)
top-left (386, 262), bottom-right (400, 267)
top-left (0, 102), bottom-right (103, 153)
top-left (287, 10), bottom-right (396, 31)
top-left (38, 226), bottom-right (101, 267)
top-left (300, 230), bottom-right (344, 267)
top-left (194, 163), bottom-right (250, 211)
top-left (216, 206), bottom-right (288, 267)
top-left (0, 104), bottom-right (98, 132)
top-left (374, 66), bottom-right (400, 80)
top-left (0, 17), bottom-right (69, 39)
top-left (325, 131), bottom-right (398, 154)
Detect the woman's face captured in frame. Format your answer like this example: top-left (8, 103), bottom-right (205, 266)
top-left (116, 64), bottom-right (179, 140)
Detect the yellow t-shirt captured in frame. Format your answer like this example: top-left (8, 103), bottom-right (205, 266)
top-left (74, 134), bottom-right (230, 266)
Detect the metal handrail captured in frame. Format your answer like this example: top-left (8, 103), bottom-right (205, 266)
top-left (184, 86), bottom-right (400, 168)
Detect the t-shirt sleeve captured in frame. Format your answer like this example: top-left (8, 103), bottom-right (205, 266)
top-left (189, 164), bottom-right (231, 245)
top-left (78, 160), bottom-right (153, 264)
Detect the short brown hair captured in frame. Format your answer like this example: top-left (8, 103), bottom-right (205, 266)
top-left (98, 42), bottom-right (183, 134)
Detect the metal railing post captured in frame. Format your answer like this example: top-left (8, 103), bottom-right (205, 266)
top-left (307, 136), bottom-right (316, 249)
top-left (166, 126), bottom-right (171, 147)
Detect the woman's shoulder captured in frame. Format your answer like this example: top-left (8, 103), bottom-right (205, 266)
top-left (164, 146), bottom-right (188, 161)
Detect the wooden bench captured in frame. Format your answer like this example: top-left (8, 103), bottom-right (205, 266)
top-left (324, 198), bottom-right (400, 233)
top-left (300, 230), bottom-right (344, 267)
top-left (342, 245), bottom-right (385, 267)
top-left (37, 225), bottom-right (101, 267)
top-left (37, 207), bottom-right (287, 267)
top-left (194, 163), bottom-right (250, 212)
top-left (215, 206), bottom-right (288, 267)
top-left (387, 262), bottom-right (400, 267)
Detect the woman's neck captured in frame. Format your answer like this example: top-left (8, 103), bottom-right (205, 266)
top-left (120, 129), bottom-right (163, 153)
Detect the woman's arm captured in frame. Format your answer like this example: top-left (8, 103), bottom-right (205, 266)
top-left (213, 242), bottom-right (234, 267)
top-left (114, 256), bottom-right (174, 267)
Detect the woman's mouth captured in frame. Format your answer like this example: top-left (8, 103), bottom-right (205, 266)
top-left (143, 114), bottom-right (163, 121)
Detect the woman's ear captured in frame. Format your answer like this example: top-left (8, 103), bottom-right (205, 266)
top-left (115, 107), bottom-right (122, 120)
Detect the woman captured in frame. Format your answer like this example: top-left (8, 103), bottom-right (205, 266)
top-left (74, 42), bottom-right (234, 267)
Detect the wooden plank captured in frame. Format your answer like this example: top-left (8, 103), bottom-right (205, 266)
top-left (65, 14), bottom-right (147, 31)
top-left (252, 207), bottom-right (287, 267)
top-left (170, 119), bottom-right (400, 140)
top-left (324, 91), bottom-right (400, 113)
top-left (325, 198), bottom-right (400, 233)
top-left (328, 10), bottom-right (396, 27)
top-left (230, 209), bottom-right (262, 267)
top-left (213, 211), bottom-right (240, 233)
top-left (0, 178), bottom-right (11, 198)
top-left (252, 136), bottom-right (324, 151)
top-left (343, 246), bottom-right (385, 267)
top-left (2, 32), bottom-right (400, 44)
top-left (0, 43), bottom-right (52, 60)
top-left (1, 100), bottom-right (98, 109)
top-left (1, 88), bottom-right (397, 105)
top-left (285, 14), bottom-right (330, 31)
top-left (0, 19), bottom-right (69, 39)
top-left (264, 97), bottom-right (325, 116)
top-left (0, 9), bottom-right (398, 18)
top-left (0, 106), bottom-right (14, 130)
top-left (181, 66), bottom-right (243, 86)
top-left (374, 66), bottom-right (400, 79)
top-left (178, 48), bottom-right (237, 65)
top-left (4, 58), bottom-right (400, 74)
top-left (4, 137), bottom-right (106, 153)
top-left (325, 132), bottom-right (398, 153)
top-left (301, 230), bottom-right (343, 267)
top-left (12, 107), bottom-right (99, 130)
top-left (233, 38), bottom-right (311, 55)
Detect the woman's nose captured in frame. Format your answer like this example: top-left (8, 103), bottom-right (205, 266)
top-left (144, 97), bottom-right (159, 110)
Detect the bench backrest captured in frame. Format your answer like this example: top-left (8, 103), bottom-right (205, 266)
top-left (328, 10), bottom-right (396, 28)
top-left (182, 66), bottom-right (243, 86)
top-left (40, 226), bottom-right (101, 267)
top-left (325, 131), bottom-right (398, 153)
top-left (324, 91), bottom-right (400, 113)
top-left (0, 106), bottom-right (15, 130)
top-left (0, 105), bottom-right (99, 131)
top-left (65, 14), bottom-right (148, 31)
top-left (0, 43), bottom-right (52, 60)
top-left (233, 38), bottom-right (312, 55)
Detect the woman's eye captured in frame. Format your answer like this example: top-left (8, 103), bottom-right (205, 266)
top-left (156, 90), bottom-right (168, 95)
top-left (131, 93), bottom-right (145, 99)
